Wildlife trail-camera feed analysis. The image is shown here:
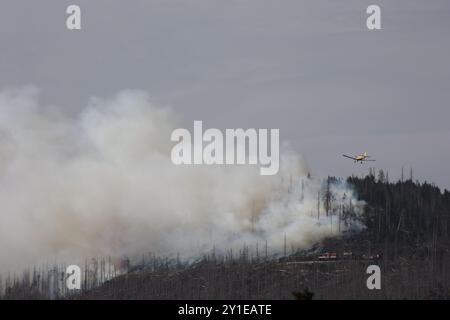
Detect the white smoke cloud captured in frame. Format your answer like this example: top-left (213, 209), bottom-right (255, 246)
top-left (0, 87), bottom-right (364, 273)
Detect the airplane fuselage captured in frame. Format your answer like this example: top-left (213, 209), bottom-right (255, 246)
top-left (342, 152), bottom-right (375, 163)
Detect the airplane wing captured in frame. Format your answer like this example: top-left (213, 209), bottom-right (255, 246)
top-left (342, 154), bottom-right (357, 160)
top-left (363, 159), bottom-right (376, 161)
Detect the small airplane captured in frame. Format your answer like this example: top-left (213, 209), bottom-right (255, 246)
top-left (342, 152), bottom-right (375, 163)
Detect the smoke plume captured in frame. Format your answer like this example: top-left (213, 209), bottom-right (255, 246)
top-left (0, 87), bottom-right (364, 273)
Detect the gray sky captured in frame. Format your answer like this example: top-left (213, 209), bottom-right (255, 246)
top-left (1, 0), bottom-right (450, 188)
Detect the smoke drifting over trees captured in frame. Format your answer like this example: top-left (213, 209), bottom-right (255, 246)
top-left (0, 88), bottom-right (363, 275)
top-left (3, 172), bottom-right (450, 299)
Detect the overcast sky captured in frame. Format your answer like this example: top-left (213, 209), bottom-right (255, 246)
top-left (1, 0), bottom-right (449, 189)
